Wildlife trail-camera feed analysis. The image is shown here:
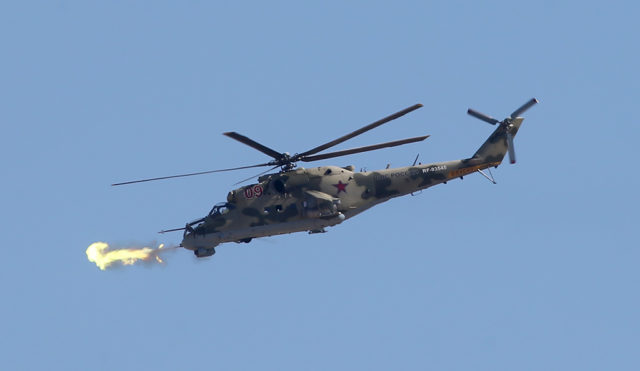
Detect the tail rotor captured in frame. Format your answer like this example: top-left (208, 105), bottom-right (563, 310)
top-left (467, 98), bottom-right (538, 164)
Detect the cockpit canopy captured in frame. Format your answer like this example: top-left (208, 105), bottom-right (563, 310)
top-left (183, 202), bottom-right (234, 238)
top-left (209, 202), bottom-right (233, 216)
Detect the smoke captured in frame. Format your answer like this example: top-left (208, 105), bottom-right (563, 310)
top-left (86, 242), bottom-right (178, 271)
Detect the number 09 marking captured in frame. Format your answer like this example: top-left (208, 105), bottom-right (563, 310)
top-left (244, 185), bottom-right (264, 199)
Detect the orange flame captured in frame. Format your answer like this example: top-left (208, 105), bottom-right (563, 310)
top-left (86, 242), bottom-right (170, 270)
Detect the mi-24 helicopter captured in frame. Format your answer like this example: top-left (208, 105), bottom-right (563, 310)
top-left (113, 98), bottom-right (538, 258)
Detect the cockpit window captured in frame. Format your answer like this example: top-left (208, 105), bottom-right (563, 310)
top-left (273, 179), bottom-right (286, 194)
top-left (209, 202), bottom-right (233, 216)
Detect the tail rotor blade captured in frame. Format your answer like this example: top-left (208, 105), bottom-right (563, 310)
top-left (510, 98), bottom-right (539, 119)
top-left (467, 109), bottom-right (500, 125)
top-left (506, 131), bottom-right (516, 164)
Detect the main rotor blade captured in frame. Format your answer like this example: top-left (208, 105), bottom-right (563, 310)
top-left (233, 165), bottom-right (280, 185)
top-left (301, 135), bottom-right (429, 162)
top-left (467, 109), bottom-right (499, 125)
top-left (510, 98), bottom-right (539, 119)
top-left (296, 103), bottom-right (423, 158)
top-left (223, 132), bottom-right (283, 160)
top-left (111, 163), bottom-right (272, 186)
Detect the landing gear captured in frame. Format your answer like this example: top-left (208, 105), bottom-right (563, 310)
top-left (194, 247), bottom-right (216, 258)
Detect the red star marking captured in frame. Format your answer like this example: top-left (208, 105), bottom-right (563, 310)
top-left (333, 180), bottom-right (348, 194)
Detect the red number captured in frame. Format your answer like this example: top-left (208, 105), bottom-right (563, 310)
top-left (244, 185), bottom-right (264, 199)
top-left (244, 188), bottom-right (254, 199)
top-left (253, 185), bottom-right (263, 197)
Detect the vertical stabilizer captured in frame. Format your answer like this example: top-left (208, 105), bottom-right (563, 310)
top-left (473, 117), bottom-right (523, 163)
top-left (467, 98), bottom-right (537, 164)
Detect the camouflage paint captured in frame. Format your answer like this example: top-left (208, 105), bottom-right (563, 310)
top-left (181, 118), bottom-right (524, 253)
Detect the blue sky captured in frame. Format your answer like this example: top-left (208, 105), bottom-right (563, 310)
top-left (1, 1), bottom-right (638, 370)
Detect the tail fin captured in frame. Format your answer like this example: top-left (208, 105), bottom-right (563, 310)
top-left (472, 117), bottom-right (524, 163)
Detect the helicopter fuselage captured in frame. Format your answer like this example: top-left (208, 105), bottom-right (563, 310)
top-left (180, 117), bottom-right (520, 257)
top-left (111, 98), bottom-right (536, 259)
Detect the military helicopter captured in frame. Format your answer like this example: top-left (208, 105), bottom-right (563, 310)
top-left (113, 98), bottom-right (538, 258)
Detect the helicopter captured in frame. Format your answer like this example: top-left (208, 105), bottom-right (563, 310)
top-left (113, 98), bottom-right (538, 258)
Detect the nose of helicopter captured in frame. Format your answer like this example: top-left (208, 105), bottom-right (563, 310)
top-left (180, 231), bottom-right (195, 251)
top-left (181, 228), bottom-right (219, 258)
